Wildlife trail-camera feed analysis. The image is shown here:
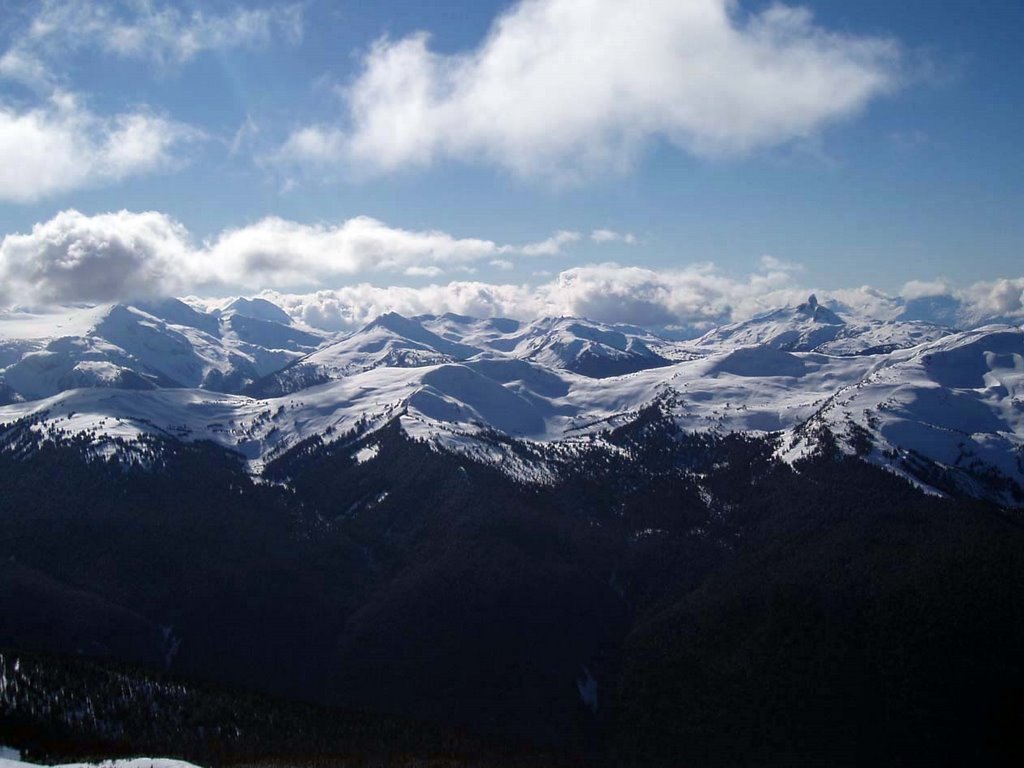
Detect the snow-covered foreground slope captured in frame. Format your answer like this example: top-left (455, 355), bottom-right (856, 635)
top-left (781, 325), bottom-right (1024, 504)
top-left (0, 759), bottom-right (200, 768)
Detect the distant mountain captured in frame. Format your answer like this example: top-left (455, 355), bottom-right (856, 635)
top-left (246, 312), bottom-right (472, 398)
top-left (217, 296), bottom-right (296, 325)
top-left (696, 294), bottom-right (952, 355)
top-left (0, 300), bottom-right (328, 402)
top-left (249, 312), bottom-right (672, 398)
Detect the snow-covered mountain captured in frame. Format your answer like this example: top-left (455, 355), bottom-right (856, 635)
top-left (249, 312), bottom-right (671, 397)
top-left (697, 294), bottom-right (951, 355)
top-left (3, 298), bottom-right (1023, 768)
top-left (0, 299), bottom-right (328, 403)
top-left (0, 296), bottom-right (1021, 505)
top-left (781, 324), bottom-right (1024, 505)
top-left (419, 314), bottom-right (672, 377)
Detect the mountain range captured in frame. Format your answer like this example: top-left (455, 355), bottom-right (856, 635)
top-left (1, 294), bottom-right (1023, 766)
top-left (0, 294), bottom-right (1020, 505)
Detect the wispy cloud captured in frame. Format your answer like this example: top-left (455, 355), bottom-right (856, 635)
top-left (279, 0), bottom-right (903, 181)
top-left (520, 230), bottom-right (581, 256)
top-left (591, 229), bottom-right (637, 245)
top-left (0, 2), bottom-right (299, 200)
top-left (0, 0), bottom-right (304, 88)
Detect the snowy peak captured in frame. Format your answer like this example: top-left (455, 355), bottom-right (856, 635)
top-left (134, 297), bottom-right (221, 335)
top-left (795, 293), bottom-right (844, 325)
top-left (219, 297), bottom-right (294, 326)
top-left (254, 312), bottom-right (672, 399)
top-left (246, 312), bottom-right (478, 397)
top-left (0, 299), bottom-right (328, 401)
top-left (698, 295), bottom-right (948, 355)
top-left (510, 317), bottom-right (670, 378)
top-left (418, 313), bottom-right (671, 378)
top-left (366, 312), bottom-right (480, 359)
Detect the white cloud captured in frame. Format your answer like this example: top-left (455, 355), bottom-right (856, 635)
top-left (535, 261), bottom-right (805, 328)
top-left (520, 230), bottom-right (582, 256)
top-left (901, 278), bottom-right (952, 300)
top-left (0, 209), bottom-right (198, 305)
top-left (283, 0), bottom-right (902, 179)
top-left (960, 278), bottom-right (1024, 323)
top-left (260, 283), bottom-right (542, 332)
top-left (759, 254), bottom-right (803, 273)
top-left (205, 215), bottom-right (508, 287)
top-left (246, 261), bottom-right (844, 333)
top-left (255, 267), bottom-right (1024, 334)
top-left (3, 210), bottom-right (1020, 332)
top-left (0, 210), bottom-right (594, 302)
top-left (0, 48), bottom-right (50, 86)
top-left (0, 92), bottom-right (200, 202)
top-left (591, 229), bottom-right (637, 245)
top-left (204, 217), bottom-right (587, 286)
top-left (404, 265), bottom-right (445, 278)
top-left (1, 1), bottom-right (303, 87)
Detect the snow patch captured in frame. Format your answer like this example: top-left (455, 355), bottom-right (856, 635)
top-left (0, 760), bottom-right (200, 768)
top-left (354, 444), bottom-right (379, 464)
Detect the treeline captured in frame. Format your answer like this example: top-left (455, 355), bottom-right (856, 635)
top-left (0, 648), bottom-right (574, 767)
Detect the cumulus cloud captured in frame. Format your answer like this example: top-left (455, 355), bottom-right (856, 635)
top-left (237, 267), bottom-right (1024, 335)
top-left (1, 0), bottom-right (303, 87)
top-left (0, 92), bottom-right (200, 202)
top-left (536, 261), bottom-right (815, 328)
top-left (281, 0), bottom-right (902, 179)
top-left (0, 209), bottom-right (199, 305)
top-left (218, 259), bottom-right (820, 333)
top-left (205, 215), bottom-right (509, 287)
top-left (901, 279), bottom-right (952, 299)
top-left (0, 209), bottom-right (599, 303)
top-left (960, 278), bottom-right (1024, 323)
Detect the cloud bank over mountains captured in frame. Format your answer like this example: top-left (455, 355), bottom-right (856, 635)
top-left (281, 0), bottom-right (902, 180)
top-left (0, 209), bottom-right (625, 303)
top-left (256, 269), bottom-right (1024, 334)
top-left (0, 209), bottom-right (1019, 334)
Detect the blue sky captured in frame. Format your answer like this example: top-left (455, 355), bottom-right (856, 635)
top-left (0, 0), bottom-right (1021, 328)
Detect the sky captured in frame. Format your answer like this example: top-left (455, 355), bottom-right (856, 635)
top-left (0, 0), bottom-right (1021, 331)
